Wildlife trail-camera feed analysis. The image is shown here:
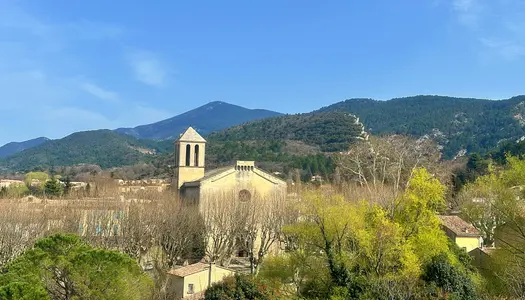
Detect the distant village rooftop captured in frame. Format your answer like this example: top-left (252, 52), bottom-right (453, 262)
top-left (439, 215), bottom-right (481, 237)
top-left (168, 262), bottom-right (211, 278)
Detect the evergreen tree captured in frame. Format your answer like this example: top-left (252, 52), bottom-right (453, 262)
top-left (0, 234), bottom-right (153, 300)
top-left (44, 178), bottom-right (63, 198)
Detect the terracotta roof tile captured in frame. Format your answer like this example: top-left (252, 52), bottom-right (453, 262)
top-left (167, 262), bottom-right (209, 277)
top-left (439, 215), bottom-right (481, 237)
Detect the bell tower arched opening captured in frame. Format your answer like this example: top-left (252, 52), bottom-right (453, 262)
top-left (185, 144), bottom-right (191, 167)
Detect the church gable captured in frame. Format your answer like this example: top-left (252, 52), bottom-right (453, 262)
top-left (199, 161), bottom-right (285, 186)
top-left (177, 127), bottom-right (207, 143)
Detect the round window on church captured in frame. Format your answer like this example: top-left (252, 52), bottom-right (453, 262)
top-left (239, 189), bottom-right (251, 202)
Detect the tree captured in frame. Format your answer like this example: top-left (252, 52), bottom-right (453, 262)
top-left (0, 282), bottom-right (49, 300)
top-left (0, 204), bottom-right (46, 268)
top-left (158, 201), bottom-right (205, 267)
top-left (422, 253), bottom-right (477, 300)
top-left (44, 178), bottom-right (63, 198)
top-left (201, 191), bottom-right (246, 265)
top-left (24, 172), bottom-right (49, 187)
top-left (0, 234), bottom-right (153, 300)
top-left (0, 186), bottom-right (7, 198)
top-left (393, 168), bottom-right (450, 263)
top-left (458, 174), bottom-right (510, 247)
top-left (282, 189), bottom-right (363, 294)
top-left (336, 135), bottom-right (443, 214)
top-left (24, 171), bottom-right (49, 195)
top-left (62, 178), bottom-right (72, 196)
top-left (456, 155), bottom-right (525, 297)
top-left (271, 169), bottom-right (471, 299)
top-left (236, 192), bottom-right (292, 275)
top-left (85, 183), bottom-right (91, 197)
top-left (204, 274), bottom-right (276, 300)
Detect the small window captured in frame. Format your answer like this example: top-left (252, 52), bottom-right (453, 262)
top-left (188, 283), bottom-right (194, 294)
top-left (239, 189), bottom-right (251, 202)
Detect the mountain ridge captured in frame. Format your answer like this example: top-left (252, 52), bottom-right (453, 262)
top-left (4, 95), bottom-right (525, 172)
top-left (0, 137), bottom-right (50, 159)
top-left (0, 101), bottom-right (282, 159)
top-left (319, 95), bottom-right (525, 158)
top-left (0, 130), bottom-right (171, 170)
top-left (115, 101), bottom-right (283, 140)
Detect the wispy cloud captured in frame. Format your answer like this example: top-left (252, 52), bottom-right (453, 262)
top-left (0, 2), bottom-right (173, 144)
top-left (447, 0), bottom-right (525, 61)
top-left (80, 82), bottom-right (119, 102)
top-left (479, 38), bottom-right (525, 60)
top-left (452, 0), bottom-right (483, 28)
top-left (128, 51), bottom-right (170, 87)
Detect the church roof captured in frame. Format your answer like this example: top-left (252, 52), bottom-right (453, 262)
top-left (176, 127), bottom-right (206, 143)
top-left (182, 166), bottom-right (234, 187)
top-left (181, 164), bottom-right (286, 188)
top-left (200, 166), bottom-right (234, 181)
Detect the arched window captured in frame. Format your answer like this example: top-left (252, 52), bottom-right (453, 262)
top-left (185, 144), bottom-right (191, 166)
top-left (239, 189), bottom-right (251, 202)
top-left (194, 145), bottom-right (200, 166)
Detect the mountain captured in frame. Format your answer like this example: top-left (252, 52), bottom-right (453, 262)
top-left (0, 137), bottom-right (50, 158)
top-left (208, 111), bottom-right (367, 152)
top-left (0, 111), bottom-right (365, 175)
top-left (318, 95), bottom-right (525, 158)
top-left (0, 130), bottom-right (172, 171)
top-left (115, 101), bottom-right (282, 140)
top-left (5, 95), bottom-right (525, 173)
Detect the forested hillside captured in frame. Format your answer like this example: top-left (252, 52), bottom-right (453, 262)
top-left (0, 112), bottom-right (362, 180)
top-left (0, 130), bottom-right (171, 170)
top-left (5, 95), bottom-right (525, 177)
top-left (209, 111), bottom-right (367, 152)
top-left (0, 137), bottom-right (49, 158)
top-left (319, 95), bottom-right (525, 158)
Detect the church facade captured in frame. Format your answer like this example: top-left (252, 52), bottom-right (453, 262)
top-left (172, 127), bottom-right (287, 203)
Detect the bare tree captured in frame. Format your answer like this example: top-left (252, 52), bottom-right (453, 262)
top-left (201, 191), bottom-right (243, 265)
top-left (158, 200), bottom-right (205, 267)
top-left (236, 192), bottom-right (292, 274)
top-left (337, 135), bottom-right (441, 214)
top-left (0, 202), bottom-right (47, 267)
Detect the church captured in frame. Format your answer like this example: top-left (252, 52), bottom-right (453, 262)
top-left (172, 127), bottom-right (287, 203)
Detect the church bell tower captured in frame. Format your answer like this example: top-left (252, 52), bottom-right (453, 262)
top-left (173, 127), bottom-right (206, 189)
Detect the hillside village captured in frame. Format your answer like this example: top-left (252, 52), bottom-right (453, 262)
top-left (2, 120), bottom-right (525, 299)
top-left (2, 1), bottom-right (525, 298)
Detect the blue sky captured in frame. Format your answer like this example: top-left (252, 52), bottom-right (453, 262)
top-left (1, 0), bottom-right (524, 145)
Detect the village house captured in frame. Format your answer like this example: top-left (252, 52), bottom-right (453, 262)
top-left (166, 262), bottom-right (234, 299)
top-left (438, 215), bottom-right (483, 252)
top-left (468, 247), bottom-right (495, 272)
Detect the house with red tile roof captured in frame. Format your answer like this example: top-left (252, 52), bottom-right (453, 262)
top-left (166, 262), bottom-right (234, 299)
top-left (438, 215), bottom-right (483, 252)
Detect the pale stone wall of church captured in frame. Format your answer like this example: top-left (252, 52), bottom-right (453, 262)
top-left (198, 168), bottom-right (286, 201)
top-left (175, 167), bottom-right (205, 189)
top-left (196, 166), bottom-right (287, 264)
